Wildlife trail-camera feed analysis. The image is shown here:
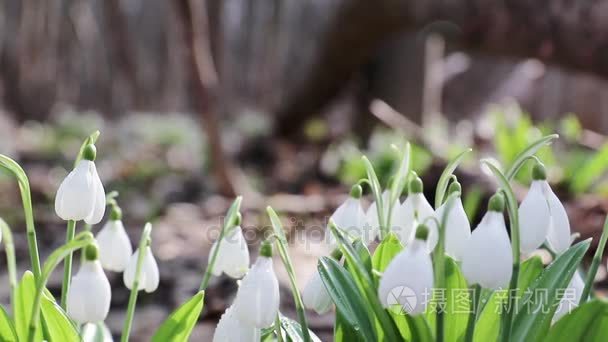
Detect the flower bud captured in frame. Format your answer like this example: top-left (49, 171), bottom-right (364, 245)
top-left (123, 245), bottom-right (159, 293)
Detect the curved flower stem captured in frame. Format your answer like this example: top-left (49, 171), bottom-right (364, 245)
top-left (386, 143), bottom-right (411, 230)
top-left (580, 215), bottom-right (608, 304)
top-left (433, 194), bottom-right (458, 342)
top-left (28, 232), bottom-right (95, 342)
top-left (464, 284), bottom-right (481, 342)
top-left (199, 196), bottom-right (242, 291)
top-left (275, 315), bottom-right (284, 342)
top-left (267, 207), bottom-right (312, 342)
top-left (362, 156), bottom-right (386, 239)
top-left (121, 223), bottom-right (153, 342)
top-left (60, 220), bottom-right (77, 309)
top-left (0, 218), bottom-right (18, 317)
top-left (0, 155), bottom-right (42, 279)
top-left (80, 223), bottom-right (93, 264)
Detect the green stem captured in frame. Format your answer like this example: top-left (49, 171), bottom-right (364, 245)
top-left (433, 195), bottom-right (456, 342)
top-left (0, 218), bottom-right (18, 317)
top-left (580, 215), bottom-right (608, 304)
top-left (61, 220), bottom-right (77, 309)
top-left (121, 223), bottom-right (153, 342)
top-left (275, 315), bottom-right (284, 342)
top-left (465, 284), bottom-right (482, 342)
top-left (80, 223), bottom-right (93, 264)
top-left (28, 232), bottom-right (94, 342)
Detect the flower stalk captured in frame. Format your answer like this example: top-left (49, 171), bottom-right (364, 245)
top-left (121, 223), bottom-right (153, 342)
top-left (0, 218), bottom-right (18, 317)
top-left (60, 219), bottom-right (76, 309)
top-left (580, 215), bottom-right (608, 304)
top-left (464, 284), bottom-right (481, 342)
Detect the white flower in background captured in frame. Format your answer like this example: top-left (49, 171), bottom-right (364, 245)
top-left (519, 163), bottom-right (571, 255)
top-left (55, 144), bottom-right (106, 224)
top-left (393, 177), bottom-right (435, 249)
top-left (233, 242), bottom-right (280, 328)
top-left (366, 190), bottom-right (390, 242)
top-left (124, 245), bottom-right (159, 293)
top-left (553, 271), bottom-right (585, 323)
top-left (378, 224), bottom-right (434, 315)
top-left (67, 244), bottom-right (111, 324)
top-left (435, 182), bottom-right (471, 261)
top-left (327, 185), bottom-right (370, 246)
top-left (213, 305), bottom-right (260, 342)
top-left (461, 194), bottom-right (513, 289)
top-left (96, 206), bottom-right (132, 272)
top-left (302, 270), bottom-right (332, 314)
top-left (209, 222), bottom-right (250, 279)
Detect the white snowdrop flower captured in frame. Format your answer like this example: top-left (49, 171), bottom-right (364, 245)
top-left (67, 245), bottom-right (111, 324)
top-left (434, 182), bottom-right (471, 261)
top-left (209, 218), bottom-right (250, 279)
top-left (461, 194), bottom-right (513, 289)
top-left (327, 185), bottom-right (370, 246)
top-left (55, 144), bottom-right (106, 224)
top-left (233, 241), bottom-right (280, 328)
top-left (519, 163), bottom-right (571, 255)
top-left (393, 177), bottom-right (435, 249)
top-left (213, 305), bottom-right (260, 342)
top-left (96, 206), bottom-right (132, 272)
top-left (378, 224), bottom-right (434, 315)
top-left (553, 271), bottom-right (585, 323)
top-left (123, 245), bottom-right (159, 293)
top-left (302, 270), bottom-right (332, 314)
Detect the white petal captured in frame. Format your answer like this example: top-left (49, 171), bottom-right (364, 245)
top-left (552, 272), bottom-right (585, 323)
top-left (84, 163), bottom-right (106, 225)
top-left (434, 198), bottom-right (472, 261)
top-left (327, 197), bottom-right (368, 246)
top-left (67, 261), bottom-right (111, 324)
top-left (461, 212), bottom-right (513, 289)
top-left (211, 227), bottom-right (250, 279)
top-left (123, 246), bottom-right (160, 293)
top-left (302, 271), bottom-right (332, 314)
top-left (213, 306), bottom-right (260, 342)
top-left (96, 220), bottom-right (132, 272)
top-left (392, 198), bottom-right (416, 244)
top-left (543, 182), bottom-right (571, 254)
top-left (519, 181), bottom-right (551, 255)
top-left (378, 240), bottom-right (433, 315)
top-left (233, 256), bottom-right (280, 328)
top-left (55, 160), bottom-right (95, 221)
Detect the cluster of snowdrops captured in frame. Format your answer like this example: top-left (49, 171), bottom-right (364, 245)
top-left (0, 131), bottom-right (607, 342)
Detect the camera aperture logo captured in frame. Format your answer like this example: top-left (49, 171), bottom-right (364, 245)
top-left (386, 286), bottom-right (417, 315)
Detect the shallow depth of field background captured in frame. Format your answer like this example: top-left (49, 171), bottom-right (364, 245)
top-left (2, 1), bottom-right (608, 340)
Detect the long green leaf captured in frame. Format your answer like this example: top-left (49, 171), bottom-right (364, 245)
top-left (15, 271), bottom-right (43, 342)
top-left (151, 291), bottom-right (205, 342)
top-left (511, 240), bottom-right (590, 341)
top-left (434, 148), bottom-right (472, 208)
top-left (504, 134), bottom-right (558, 181)
top-left (0, 305), bottom-right (18, 341)
top-left (278, 314), bottom-right (322, 342)
top-left (362, 156), bottom-right (386, 237)
top-left (318, 257), bottom-right (377, 341)
top-left (335, 311), bottom-right (365, 342)
top-left (371, 233), bottom-right (403, 286)
top-left (40, 291), bottom-right (80, 341)
top-left (387, 143), bottom-right (411, 228)
top-left (544, 299), bottom-right (608, 342)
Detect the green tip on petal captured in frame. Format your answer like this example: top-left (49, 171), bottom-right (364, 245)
top-left (83, 144), bottom-right (97, 161)
top-left (409, 177), bottom-right (423, 194)
top-left (532, 162), bottom-right (547, 181)
top-left (488, 193), bottom-right (505, 212)
top-left (234, 212), bottom-right (242, 226)
top-left (110, 205), bottom-right (122, 221)
top-left (350, 184), bottom-right (363, 199)
top-left (415, 224), bottom-right (429, 241)
top-left (448, 180), bottom-right (462, 195)
top-left (260, 240), bottom-right (273, 257)
top-left (84, 243), bottom-right (99, 261)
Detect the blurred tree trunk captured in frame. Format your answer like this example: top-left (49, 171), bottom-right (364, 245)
top-left (276, 0), bottom-right (608, 135)
top-left (172, 0), bottom-right (236, 196)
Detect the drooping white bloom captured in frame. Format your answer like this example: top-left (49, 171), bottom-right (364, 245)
top-left (327, 186), bottom-right (370, 246)
top-left (213, 305), bottom-right (260, 342)
top-left (553, 271), bottom-right (585, 323)
top-left (461, 203), bottom-right (513, 289)
top-left (543, 182), bottom-right (571, 254)
top-left (55, 145), bottom-right (106, 224)
top-left (96, 219), bottom-right (132, 272)
top-left (67, 259), bottom-right (111, 324)
top-left (209, 226), bottom-right (250, 279)
top-left (393, 178), bottom-right (435, 249)
top-left (233, 252), bottom-right (280, 328)
top-left (302, 271), bottom-right (332, 314)
top-left (378, 237), bottom-right (434, 315)
top-left (123, 246), bottom-right (159, 293)
top-left (435, 196), bottom-right (471, 261)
